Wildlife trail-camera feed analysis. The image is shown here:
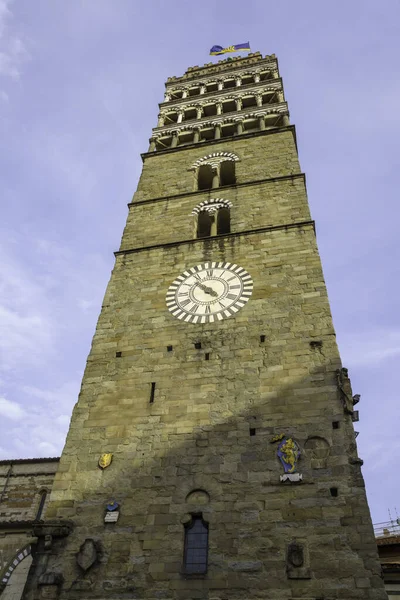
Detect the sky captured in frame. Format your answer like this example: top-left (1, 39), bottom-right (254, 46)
top-left (0, 0), bottom-right (399, 525)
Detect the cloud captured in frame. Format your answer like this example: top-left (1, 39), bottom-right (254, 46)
top-left (0, 0), bottom-right (28, 81)
top-left (339, 329), bottom-right (400, 368)
top-left (0, 380), bottom-right (79, 458)
top-left (0, 243), bottom-right (55, 371)
top-left (0, 396), bottom-right (26, 420)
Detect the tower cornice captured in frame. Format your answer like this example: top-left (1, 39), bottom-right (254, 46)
top-left (128, 173), bottom-right (306, 207)
top-left (141, 125), bottom-right (298, 160)
top-left (114, 220), bottom-right (316, 257)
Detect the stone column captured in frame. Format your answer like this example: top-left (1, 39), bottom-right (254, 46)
top-left (217, 80), bottom-right (224, 91)
top-left (258, 116), bottom-right (266, 130)
top-left (210, 214), bottom-right (217, 236)
top-left (216, 102), bottom-right (222, 115)
top-left (177, 111), bottom-right (183, 124)
top-left (171, 132), bottom-right (178, 148)
top-left (200, 85), bottom-right (206, 94)
top-left (235, 76), bottom-right (242, 87)
top-left (182, 89), bottom-right (188, 98)
top-left (273, 69), bottom-right (279, 79)
top-left (256, 94), bottom-right (263, 107)
top-left (164, 92), bottom-right (171, 101)
top-left (196, 106), bottom-right (203, 119)
top-left (237, 121), bottom-right (243, 135)
top-left (157, 114), bottom-right (165, 127)
top-left (282, 114), bottom-right (290, 126)
top-left (214, 124), bottom-right (221, 140)
top-left (277, 91), bottom-right (284, 102)
top-left (212, 168), bottom-right (219, 189)
top-left (193, 128), bottom-right (200, 143)
top-left (254, 73), bottom-right (260, 83)
top-left (148, 138), bottom-right (157, 152)
top-left (235, 98), bottom-right (242, 111)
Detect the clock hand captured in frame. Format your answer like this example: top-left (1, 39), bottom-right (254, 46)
top-left (196, 282), bottom-right (218, 297)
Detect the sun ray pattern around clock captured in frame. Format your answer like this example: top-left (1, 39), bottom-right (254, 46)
top-left (166, 262), bottom-right (253, 323)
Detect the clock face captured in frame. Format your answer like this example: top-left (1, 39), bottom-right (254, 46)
top-left (166, 262), bottom-right (253, 323)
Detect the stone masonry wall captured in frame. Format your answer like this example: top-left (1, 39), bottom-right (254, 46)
top-left (120, 175), bottom-right (309, 251)
top-left (0, 460), bottom-right (59, 600)
top-left (132, 129), bottom-right (301, 203)
top-left (39, 224), bottom-right (386, 600)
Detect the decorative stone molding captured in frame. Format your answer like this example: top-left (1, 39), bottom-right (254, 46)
top-left (161, 81), bottom-right (282, 111)
top-left (190, 152), bottom-right (240, 171)
top-left (0, 544), bottom-right (32, 590)
top-left (191, 198), bottom-right (233, 216)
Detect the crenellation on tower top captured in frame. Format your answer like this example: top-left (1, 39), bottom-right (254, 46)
top-left (166, 52), bottom-right (276, 83)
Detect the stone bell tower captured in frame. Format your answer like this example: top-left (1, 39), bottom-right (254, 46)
top-left (26, 52), bottom-right (387, 600)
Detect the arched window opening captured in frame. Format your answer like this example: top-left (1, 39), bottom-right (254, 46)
top-left (184, 107), bottom-right (197, 121)
top-left (188, 86), bottom-right (200, 96)
top-left (206, 82), bottom-right (218, 93)
top-left (197, 211), bottom-right (212, 238)
top-left (217, 208), bottom-right (230, 234)
top-left (35, 490), bottom-right (47, 521)
top-left (242, 96), bottom-right (257, 109)
top-left (179, 131), bottom-right (195, 146)
top-left (170, 90), bottom-right (183, 100)
top-left (165, 112), bottom-right (179, 123)
top-left (220, 161), bottom-right (236, 186)
top-left (200, 128), bottom-right (214, 142)
top-left (197, 164), bottom-right (214, 190)
top-left (183, 515), bottom-right (208, 574)
top-left (203, 104), bottom-right (217, 117)
top-left (262, 92), bottom-right (275, 106)
top-left (221, 124), bottom-right (235, 138)
top-left (224, 78), bottom-right (235, 89)
top-left (155, 136), bottom-right (172, 151)
top-left (241, 75), bottom-right (253, 86)
top-left (259, 70), bottom-right (272, 81)
top-left (243, 118), bottom-right (259, 133)
top-left (222, 100), bottom-right (236, 114)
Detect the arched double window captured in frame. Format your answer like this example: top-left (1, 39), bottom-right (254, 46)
top-left (183, 515), bottom-right (209, 574)
top-left (192, 199), bottom-right (232, 238)
top-left (190, 152), bottom-right (239, 191)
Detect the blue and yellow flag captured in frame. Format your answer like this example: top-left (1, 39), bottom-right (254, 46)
top-left (210, 42), bottom-right (251, 56)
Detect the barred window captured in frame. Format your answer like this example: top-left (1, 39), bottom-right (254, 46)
top-left (183, 515), bottom-right (208, 574)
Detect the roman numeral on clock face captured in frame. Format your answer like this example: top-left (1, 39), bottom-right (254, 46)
top-left (206, 270), bottom-right (213, 278)
top-left (226, 293), bottom-right (237, 300)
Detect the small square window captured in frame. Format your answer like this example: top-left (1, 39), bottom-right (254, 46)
top-left (194, 342), bottom-right (201, 350)
top-left (167, 345), bottom-right (173, 352)
top-left (115, 351), bottom-right (122, 358)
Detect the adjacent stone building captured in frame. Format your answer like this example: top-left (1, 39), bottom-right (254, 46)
top-left (0, 458), bottom-right (59, 600)
top-left (3, 52), bottom-right (389, 599)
